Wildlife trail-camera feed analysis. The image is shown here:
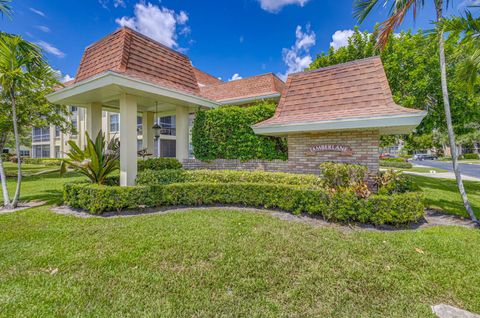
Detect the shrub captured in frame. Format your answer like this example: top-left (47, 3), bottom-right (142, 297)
top-left (23, 158), bottom-right (62, 166)
top-left (462, 153), bottom-right (479, 160)
top-left (191, 101), bottom-right (287, 161)
top-left (374, 170), bottom-right (419, 195)
top-left (136, 169), bottom-right (324, 188)
top-left (319, 162), bottom-right (368, 189)
top-left (63, 181), bottom-right (424, 225)
top-left (138, 158), bottom-right (182, 171)
top-left (380, 157), bottom-right (406, 163)
top-left (60, 131), bottom-right (119, 185)
top-left (379, 160), bottom-right (413, 169)
top-left (63, 183), bottom-right (158, 214)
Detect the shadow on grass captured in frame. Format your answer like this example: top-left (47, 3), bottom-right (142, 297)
top-left (411, 175), bottom-right (480, 218)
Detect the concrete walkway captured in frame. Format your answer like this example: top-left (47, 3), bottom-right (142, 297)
top-left (403, 170), bottom-right (480, 182)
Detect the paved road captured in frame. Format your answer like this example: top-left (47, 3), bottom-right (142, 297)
top-left (412, 160), bottom-right (480, 179)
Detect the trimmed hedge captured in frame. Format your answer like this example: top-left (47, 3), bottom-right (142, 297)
top-left (191, 101), bottom-right (288, 161)
top-left (379, 160), bottom-right (413, 169)
top-left (138, 158), bottom-right (182, 171)
top-left (461, 153), bottom-right (479, 160)
top-left (23, 158), bottom-right (62, 166)
top-left (136, 169), bottom-right (324, 188)
top-left (63, 182), bottom-right (424, 225)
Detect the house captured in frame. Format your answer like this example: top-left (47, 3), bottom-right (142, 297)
top-left (47, 27), bottom-right (425, 186)
top-left (40, 28), bottom-right (283, 162)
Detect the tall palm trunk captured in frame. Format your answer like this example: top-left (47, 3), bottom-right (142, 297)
top-left (0, 132), bottom-right (11, 207)
top-left (10, 89), bottom-right (21, 208)
top-left (436, 2), bottom-right (478, 223)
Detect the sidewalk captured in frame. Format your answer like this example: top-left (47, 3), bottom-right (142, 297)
top-left (403, 169), bottom-right (480, 182)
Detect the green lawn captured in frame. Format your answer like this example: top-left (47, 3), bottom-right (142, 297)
top-left (411, 175), bottom-right (480, 219)
top-left (2, 162), bottom-right (59, 177)
top-left (0, 171), bottom-right (479, 316)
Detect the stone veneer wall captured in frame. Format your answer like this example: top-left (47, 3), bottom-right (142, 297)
top-left (183, 129), bottom-right (380, 174)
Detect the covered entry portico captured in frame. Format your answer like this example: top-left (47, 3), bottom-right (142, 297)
top-left (48, 71), bottom-right (218, 186)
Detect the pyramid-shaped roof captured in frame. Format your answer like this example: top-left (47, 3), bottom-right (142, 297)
top-left (254, 57), bottom-right (425, 135)
top-left (74, 27), bottom-right (200, 96)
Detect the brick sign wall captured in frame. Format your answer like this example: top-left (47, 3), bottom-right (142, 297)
top-left (183, 129), bottom-right (380, 174)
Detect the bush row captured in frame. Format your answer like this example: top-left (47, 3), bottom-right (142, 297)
top-left (380, 157), bottom-right (407, 163)
top-left (379, 160), bottom-right (413, 169)
top-left (136, 169), bottom-right (324, 188)
top-left (23, 158), bottom-right (62, 166)
top-left (461, 153), bottom-right (479, 160)
top-left (63, 182), bottom-right (424, 225)
top-left (137, 158), bottom-right (182, 171)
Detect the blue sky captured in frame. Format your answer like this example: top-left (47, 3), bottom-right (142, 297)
top-left (0, 0), bottom-right (471, 82)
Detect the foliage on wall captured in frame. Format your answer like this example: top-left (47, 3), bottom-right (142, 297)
top-left (191, 101), bottom-right (287, 161)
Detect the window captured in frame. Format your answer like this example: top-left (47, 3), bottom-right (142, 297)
top-left (32, 145), bottom-right (50, 158)
top-left (156, 139), bottom-right (176, 158)
top-left (71, 106), bottom-right (78, 135)
top-left (137, 116), bottom-right (142, 135)
top-left (137, 139), bottom-right (143, 151)
top-left (32, 127), bottom-right (50, 142)
top-left (55, 126), bottom-right (61, 138)
top-left (20, 149), bottom-right (30, 157)
top-left (158, 115), bottom-right (176, 136)
top-left (110, 114), bottom-right (119, 132)
top-left (55, 146), bottom-right (61, 158)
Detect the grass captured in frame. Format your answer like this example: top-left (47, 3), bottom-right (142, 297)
top-left (392, 166), bottom-right (448, 173)
top-left (0, 170), bottom-right (479, 316)
top-left (410, 175), bottom-right (480, 219)
top-left (2, 162), bottom-right (59, 177)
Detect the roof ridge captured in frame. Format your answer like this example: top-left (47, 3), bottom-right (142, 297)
top-left (288, 56), bottom-right (382, 77)
top-left (203, 73), bottom-right (282, 88)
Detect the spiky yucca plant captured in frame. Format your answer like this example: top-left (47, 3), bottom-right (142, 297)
top-left (60, 131), bottom-right (120, 185)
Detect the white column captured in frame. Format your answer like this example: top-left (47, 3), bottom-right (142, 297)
top-left (86, 102), bottom-right (103, 139)
top-left (176, 106), bottom-right (190, 162)
top-left (49, 125), bottom-right (56, 158)
top-left (142, 111), bottom-right (155, 155)
top-left (119, 94), bottom-right (138, 186)
top-left (78, 108), bottom-right (86, 148)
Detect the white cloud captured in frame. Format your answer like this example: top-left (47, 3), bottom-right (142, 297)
top-left (116, 2), bottom-right (189, 48)
top-left (330, 29), bottom-right (354, 50)
top-left (36, 41), bottom-right (65, 58)
top-left (35, 25), bottom-right (51, 33)
top-left (229, 73), bottom-right (242, 81)
top-left (258, 0), bottom-right (309, 13)
top-left (29, 7), bottom-right (45, 17)
top-left (99, 0), bottom-right (126, 9)
top-left (114, 0), bottom-right (126, 7)
top-left (62, 74), bottom-right (75, 83)
top-left (280, 24), bottom-right (316, 79)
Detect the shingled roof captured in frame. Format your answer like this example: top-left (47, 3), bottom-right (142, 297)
top-left (253, 57), bottom-right (425, 135)
top-left (74, 27), bottom-right (201, 96)
top-left (200, 73), bottom-right (285, 104)
top-left (193, 67), bottom-right (223, 87)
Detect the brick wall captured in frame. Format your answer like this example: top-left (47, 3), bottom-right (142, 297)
top-left (287, 129), bottom-right (380, 173)
top-left (183, 129), bottom-right (380, 174)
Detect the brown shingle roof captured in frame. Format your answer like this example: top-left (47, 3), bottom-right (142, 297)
top-left (74, 27), bottom-right (200, 95)
top-left (199, 73), bottom-right (285, 103)
top-left (254, 57), bottom-right (423, 128)
top-left (193, 67), bottom-right (223, 87)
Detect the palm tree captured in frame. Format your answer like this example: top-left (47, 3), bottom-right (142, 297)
top-left (442, 12), bottom-right (480, 89)
top-left (0, 0), bottom-right (12, 18)
top-left (0, 33), bottom-right (50, 208)
top-left (354, 0), bottom-right (478, 223)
